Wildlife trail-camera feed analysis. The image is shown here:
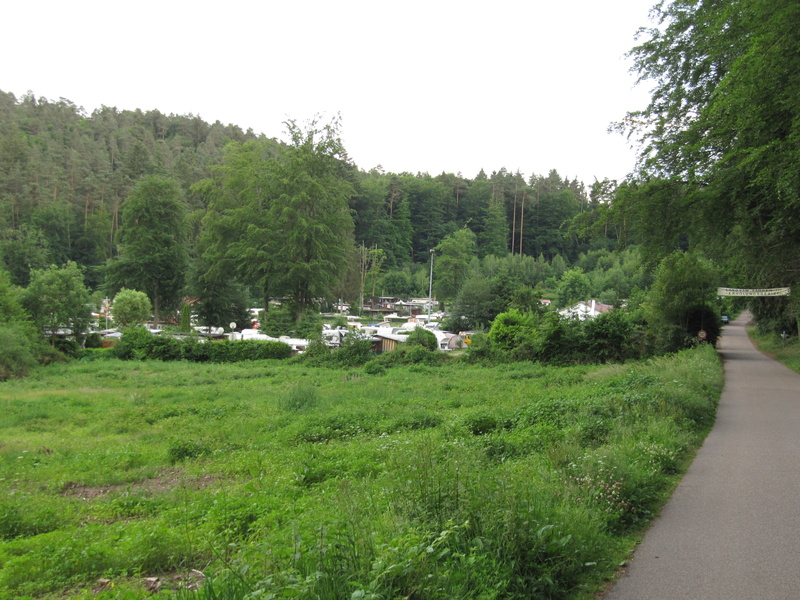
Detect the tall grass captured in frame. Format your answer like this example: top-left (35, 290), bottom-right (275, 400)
top-left (0, 346), bottom-right (722, 599)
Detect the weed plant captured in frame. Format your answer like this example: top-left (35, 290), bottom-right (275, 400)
top-left (0, 345), bottom-right (722, 599)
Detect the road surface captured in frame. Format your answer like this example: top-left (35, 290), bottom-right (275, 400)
top-left (605, 312), bottom-right (800, 600)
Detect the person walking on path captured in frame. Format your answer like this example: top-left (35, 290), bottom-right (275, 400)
top-left (606, 312), bottom-right (800, 600)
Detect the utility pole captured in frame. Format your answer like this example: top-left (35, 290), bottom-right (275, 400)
top-left (428, 249), bottom-right (435, 322)
top-left (519, 191), bottom-right (526, 256)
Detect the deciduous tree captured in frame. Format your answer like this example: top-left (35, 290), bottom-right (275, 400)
top-left (619, 0), bottom-right (800, 320)
top-left (112, 288), bottom-right (152, 328)
top-left (106, 175), bottom-right (188, 324)
top-left (22, 261), bottom-right (91, 344)
top-left (433, 227), bottom-right (477, 303)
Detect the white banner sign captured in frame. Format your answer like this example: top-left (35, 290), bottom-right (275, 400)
top-left (717, 287), bottom-right (791, 297)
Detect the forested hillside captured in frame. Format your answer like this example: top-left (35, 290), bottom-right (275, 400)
top-left (0, 89), bottom-right (613, 302)
top-left (0, 90), bottom-right (275, 288)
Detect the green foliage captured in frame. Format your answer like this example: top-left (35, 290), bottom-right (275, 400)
top-left (0, 224), bottom-right (52, 287)
top-left (53, 338), bottom-right (81, 358)
top-left (0, 271), bottom-right (50, 381)
top-left (186, 339), bottom-right (292, 363)
top-left (488, 309), bottom-right (535, 351)
top-left (363, 360), bottom-right (386, 375)
top-left (618, 0), bottom-right (800, 314)
top-left (21, 261), bottom-right (91, 344)
top-left (645, 251), bottom-right (720, 352)
top-left (404, 327), bottom-right (437, 350)
top-left (442, 273), bottom-right (506, 332)
top-left (373, 343), bottom-right (445, 367)
top-left (0, 323), bottom-right (41, 381)
top-left (260, 307), bottom-right (322, 339)
top-left (111, 326), bottom-right (154, 360)
top-left (279, 384), bottom-right (319, 412)
top-left (583, 310), bottom-right (636, 363)
top-left (485, 306), bottom-right (643, 365)
top-left (379, 268), bottom-right (417, 298)
top-left (113, 327), bottom-right (293, 363)
top-left (179, 302), bottom-right (192, 332)
top-left (433, 227), bottom-right (476, 301)
top-left (0, 269), bottom-right (28, 323)
top-left (557, 268), bottom-right (591, 308)
top-left (197, 119), bottom-right (355, 313)
top-left (105, 175), bottom-right (188, 324)
top-left (84, 333), bottom-right (103, 349)
top-left (111, 288), bottom-right (152, 328)
top-left (320, 332), bottom-right (374, 366)
top-left (146, 336), bottom-right (184, 361)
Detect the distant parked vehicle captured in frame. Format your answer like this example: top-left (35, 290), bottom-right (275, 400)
top-left (721, 315), bottom-right (730, 324)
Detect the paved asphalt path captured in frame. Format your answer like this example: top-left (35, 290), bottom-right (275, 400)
top-left (605, 312), bottom-right (800, 600)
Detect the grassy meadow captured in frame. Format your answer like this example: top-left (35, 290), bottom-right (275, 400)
top-left (0, 346), bottom-right (723, 599)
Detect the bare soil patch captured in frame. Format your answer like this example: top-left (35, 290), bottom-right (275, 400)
top-left (60, 468), bottom-right (220, 499)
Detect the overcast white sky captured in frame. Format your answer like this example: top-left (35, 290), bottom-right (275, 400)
top-left (2, 0), bottom-right (654, 185)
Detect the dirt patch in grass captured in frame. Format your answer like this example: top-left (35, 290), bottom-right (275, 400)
top-left (60, 468), bottom-right (221, 499)
top-left (77, 570), bottom-right (207, 597)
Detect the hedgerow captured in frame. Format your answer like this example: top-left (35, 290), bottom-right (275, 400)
top-left (112, 327), bottom-right (291, 363)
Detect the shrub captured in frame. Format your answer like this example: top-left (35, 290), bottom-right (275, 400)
top-left (113, 330), bottom-right (291, 363)
top-left (215, 340), bottom-right (292, 362)
top-left (488, 309), bottom-right (534, 351)
top-left (461, 332), bottom-right (507, 364)
top-left (167, 440), bottom-right (213, 464)
top-left (146, 335), bottom-right (184, 361)
top-left (303, 339), bottom-right (332, 359)
top-left (181, 338), bottom-right (215, 362)
top-left (84, 332), bottom-right (103, 349)
top-left (405, 327), bottom-right (438, 350)
top-left (528, 312), bottom-right (579, 363)
top-left (0, 324), bottom-right (40, 381)
top-left (53, 338), bottom-right (80, 358)
top-left (0, 496), bottom-right (64, 540)
top-left (112, 326), bottom-right (153, 360)
top-left (373, 344), bottom-right (445, 367)
top-left (330, 333), bottom-right (374, 366)
top-left (583, 310), bottom-right (636, 363)
top-left (363, 360), bottom-right (385, 375)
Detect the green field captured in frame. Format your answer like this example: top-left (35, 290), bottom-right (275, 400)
top-left (0, 347), bottom-right (722, 599)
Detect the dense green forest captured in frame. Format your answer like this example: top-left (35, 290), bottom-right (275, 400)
top-left (0, 89), bottom-right (604, 291)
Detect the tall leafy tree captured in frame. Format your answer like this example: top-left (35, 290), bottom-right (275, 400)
top-left (269, 118), bottom-right (355, 313)
top-left (479, 198), bottom-right (509, 258)
top-left (619, 0), bottom-right (800, 321)
top-left (0, 269), bottom-right (42, 380)
top-left (21, 261), bottom-right (91, 344)
top-left (0, 224), bottom-right (51, 286)
top-left (556, 269), bottom-right (592, 308)
top-left (106, 175), bottom-right (188, 324)
top-left (433, 227), bottom-right (477, 302)
top-left (644, 251), bottom-right (720, 351)
top-left (195, 140), bottom-right (278, 310)
top-left (197, 118), bottom-right (355, 317)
